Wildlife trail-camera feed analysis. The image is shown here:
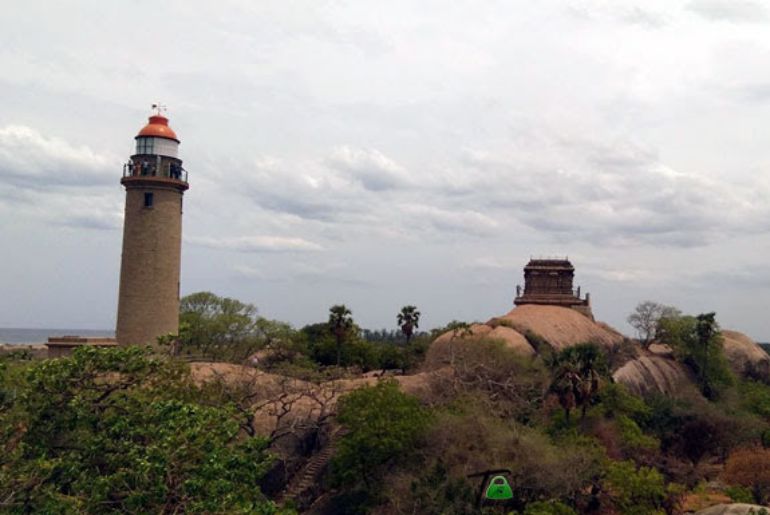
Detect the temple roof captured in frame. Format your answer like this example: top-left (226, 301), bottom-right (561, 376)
top-left (524, 258), bottom-right (574, 271)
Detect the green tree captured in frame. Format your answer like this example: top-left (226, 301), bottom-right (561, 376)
top-left (627, 301), bottom-right (681, 347)
top-left (695, 313), bottom-right (721, 396)
top-left (549, 343), bottom-right (608, 422)
top-left (658, 312), bottom-right (733, 399)
top-left (603, 460), bottom-right (667, 515)
top-left (328, 304), bottom-right (354, 367)
top-left (397, 305), bottom-right (421, 345)
top-left (332, 380), bottom-right (432, 488)
top-left (0, 346), bottom-right (282, 514)
top-left (178, 292), bottom-right (298, 365)
top-left (179, 291), bottom-right (260, 360)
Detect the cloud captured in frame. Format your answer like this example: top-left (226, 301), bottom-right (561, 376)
top-left (231, 265), bottom-right (268, 280)
top-left (584, 266), bottom-right (659, 284)
top-left (738, 83), bottom-right (770, 103)
top-left (463, 256), bottom-right (518, 271)
top-left (0, 125), bottom-right (115, 190)
top-left (211, 131), bottom-right (770, 249)
top-left (441, 137), bottom-right (770, 247)
top-left (231, 259), bottom-right (372, 287)
top-left (402, 205), bottom-right (500, 237)
top-left (326, 145), bottom-right (411, 191)
top-left (688, 265), bottom-right (770, 290)
top-left (0, 184), bottom-right (122, 231)
top-left (567, 3), bottom-right (667, 27)
top-left (187, 235), bottom-right (323, 253)
top-left (234, 156), bottom-right (367, 221)
top-left (687, 0), bottom-right (769, 22)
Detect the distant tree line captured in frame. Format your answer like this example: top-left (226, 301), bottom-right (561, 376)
top-left (172, 292), bottom-right (431, 375)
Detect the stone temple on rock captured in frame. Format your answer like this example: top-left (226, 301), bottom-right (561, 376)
top-left (513, 258), bottom-right (593, 319)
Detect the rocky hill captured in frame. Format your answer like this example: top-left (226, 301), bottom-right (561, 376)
top-left (425, 304), bottom-right (770, 396)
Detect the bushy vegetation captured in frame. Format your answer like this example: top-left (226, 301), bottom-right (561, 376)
top-left (0, 346), bottom-right (287, 514)
top-left (6, 295), bottom-right (770, 514)
top-left (176, 292), bottom-right (430, 376)
top-left (603, 460), bottom-right (668, 515)
top-left (627, 301), bottom-right (681, 347)
top-left (723, 447), bottom-right (770, 505)
top-left (333, 380), bottom-right (432, 486)
top-left (658, 312), bottom-right (734, 399)
top-left (547, 343), bottom-right (609, 422)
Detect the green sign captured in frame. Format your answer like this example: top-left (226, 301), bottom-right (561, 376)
top-left (485, 475), bottom-right (513, 500)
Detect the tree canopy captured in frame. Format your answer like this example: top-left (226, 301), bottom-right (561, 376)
top-left (178, 291), bottom-right (294, 364)
top-left (332, 380), bottom-right (432, 488)
top-left (657, 311), bottom-right (733, 399)
top-left (328, 304), bottom-right (354, 366)
top-left (548, 343), bottom-right (609, 422)
top-left (0, 346), bottom-right (283, 514)
top-left (627, 301), bottom-right (681, 347)
top-left (397, 305), bottom-right (421, 344)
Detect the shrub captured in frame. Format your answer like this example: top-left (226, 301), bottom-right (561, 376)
top-left (393, 462), bottom-right (477, 514)
top-left (595, 383), bottom-right (659, 455)
top-left (0, 346), bottom-right (282, 514)
top-left (429, 320), bottom-right (475, 340)
top-left (739, 380), bottom-right (770, 420)
top-left (723, 447), bottom-right (770, 505)
top-left (725, 485), bottom-right (754, 503)
top-left (657, 313), bottom-right (734, 399)
top-left (523, 330), bottom-right (553, 355)
top-left (666, 416), bottom-right (725, 466)
top-left (426, 339), bottom-right (548, 424)
top-left (599, 382), bottom-right (651, 423)
top-left (603, 460), bottom-right (667, 515)
top-left (332, 380), bottom-right (432, 488)
top-left (393, 406), bottom-right (605, 511)
top-left (640, 394), bottom-right (682, 437)
top-left (616, 415), bottom-right (659, 452)
top-left (520, 500), bottom-right (577, 515)
top-left (606, 338), bottom-right (639, 371)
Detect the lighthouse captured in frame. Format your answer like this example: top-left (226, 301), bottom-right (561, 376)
top-left (115, 107), bottom-right (189, 346)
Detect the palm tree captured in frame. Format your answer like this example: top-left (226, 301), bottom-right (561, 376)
top-left (549, 361), bottom-right (580, 423)
top-left (548, 343), bottom-right (606, 423)
top-left (328, 304), bottom-right (353, 366)
top-left (397, 305), bottom-right (421, 345)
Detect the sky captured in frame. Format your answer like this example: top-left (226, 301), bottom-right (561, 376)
top-left (2, 0), bottom-right (770, 340)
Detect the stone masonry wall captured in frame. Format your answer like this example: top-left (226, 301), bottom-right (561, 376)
top-left (116, 184), bottom-right (183, 346)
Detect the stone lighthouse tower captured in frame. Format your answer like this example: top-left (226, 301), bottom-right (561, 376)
top-left (115, 108), bottom-right (189, 346)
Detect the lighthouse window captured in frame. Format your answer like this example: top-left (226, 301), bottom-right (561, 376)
top-left (136, 138), bottom-right (154, 155)
top-left (144, 192), bottom-right (154, 208)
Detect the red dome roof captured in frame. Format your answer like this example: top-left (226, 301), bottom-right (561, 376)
top-left (136, 115), bottom-right (179, 142)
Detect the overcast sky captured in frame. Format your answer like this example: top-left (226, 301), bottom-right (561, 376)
top-left (2, 0), bottom-right (770, 340)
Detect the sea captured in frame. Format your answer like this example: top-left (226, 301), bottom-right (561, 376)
top-left (0, 328), bottom-right (115, 345)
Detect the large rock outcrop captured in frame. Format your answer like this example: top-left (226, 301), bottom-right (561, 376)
top-left (721, 330), bottom-right (770, 381)
top-left (424, 323), bottom-right (536, 370)
top-left (424, 305), bottom-right (624, 371)
top-left (612, 355), bottom-right (690, 397)
top-left (695, 504), bottom-right (770, 515)
top-left (493, 305), bottom-right (624, 350)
